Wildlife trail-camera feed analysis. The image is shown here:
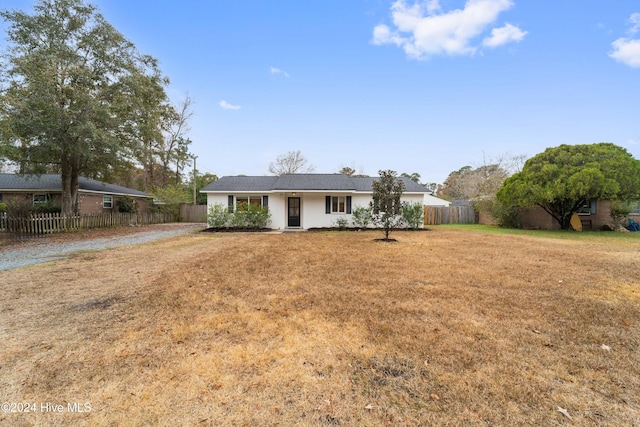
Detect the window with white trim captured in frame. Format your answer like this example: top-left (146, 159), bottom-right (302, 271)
top-left (235, 196), bottom-right (263, 211)
top-left (103, 195), bottom-right (113, 209)
top-left (577, 200), bottom-right (596, 215)
top-left (331, 196), bottom-right (346, 213)
top-left (33, 194), bottom-right (49, 205)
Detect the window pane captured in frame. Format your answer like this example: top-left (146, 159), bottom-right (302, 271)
top-left (33, 194), bottom-right (47, 205)
top-left (249, 196), bottom-right (261, 207)
top-left (331, 196), bottom-right (346, 213)
top-left (236, 197), bottom-right (249, 211)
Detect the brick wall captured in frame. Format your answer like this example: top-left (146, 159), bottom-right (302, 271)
top-left (77, 194), bottom-right (151, 214)
top-left (78, 193), bottom-right (112, 214)
top-left (520, 200), bottom-right (614, 230)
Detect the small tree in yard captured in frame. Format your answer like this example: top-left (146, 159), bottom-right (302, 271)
top-left (371, 170), bottom-right (405, 241)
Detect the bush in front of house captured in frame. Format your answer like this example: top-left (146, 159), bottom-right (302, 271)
top-left (352, 206), bottom-right (372, 228)
top-left (0, 202), bottom-right (6, 213)
top-left (332, 216), bottom-right (349, 230)
top-left (489, 200), bottom-right (522, 228)
top-left (4, 199), bottom-right (61, 216)
top-left (207, 203), bottom-right (231, 228)
top-left (207, 203), bottom-right (271, 230)
top-left (116, 196), bottom-right (138, 213)
top-left (401, 202), bottom-right (424, 230)
top-left (244, 204), bottom-right (271, 229)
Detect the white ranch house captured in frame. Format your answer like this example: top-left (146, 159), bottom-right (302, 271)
top-left (201, 173), bottom-right (450, 230)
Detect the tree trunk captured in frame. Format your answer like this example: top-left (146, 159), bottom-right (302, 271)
top-left (70, 169), bottom-right (79, 214)
top-left (61, 159), bottom-right (73, 216)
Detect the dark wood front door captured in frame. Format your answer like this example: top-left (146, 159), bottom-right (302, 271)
top-left (288, 197), bottom-right (300, 227)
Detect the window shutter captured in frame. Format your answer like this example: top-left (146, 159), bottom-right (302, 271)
top-left (346, 196), bottom-right (352, 214)
top-left (325, 196), bottom-right (331, 214)
top-left (262, 195), bottom-right (269, 208)
top-left (228, 195), bottom-right (234, 212)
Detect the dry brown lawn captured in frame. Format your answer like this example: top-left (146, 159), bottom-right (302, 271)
top-left (0, 228), bottom-right (638, 426)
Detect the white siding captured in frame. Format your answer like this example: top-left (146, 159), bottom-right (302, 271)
top-left (207, 192), bottom-right (426, 229)
top-left (424, 193), bottom-right (451, 206)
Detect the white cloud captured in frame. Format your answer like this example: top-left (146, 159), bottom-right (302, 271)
top-left (610, 38), bottom-right (640, 67)
top-left (219, 100), bottom-right (241, 110)
top-left (483, 23), bottom-right (528, 48)
top-left (610, 14), bottom-right (640, 68)
top-left (426, 0), bottom-right (441, 14)
top-left (630, 13), bottom-right (640, 34)
top-left (270, 66), bottom-right (290, 77)
top-left (372, 0), bottom-right (526, 59)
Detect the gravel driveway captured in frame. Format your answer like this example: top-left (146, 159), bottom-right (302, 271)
top-left (0, 223), bottom-right (205, 271)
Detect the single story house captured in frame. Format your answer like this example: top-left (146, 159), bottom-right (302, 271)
top-left (0, 173), bottom-right (152, 214)
top-left (201, 173), bottom-right (432, 229)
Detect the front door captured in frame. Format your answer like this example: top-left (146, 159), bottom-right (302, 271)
top-left (288, 197), bottom-right (301, 227)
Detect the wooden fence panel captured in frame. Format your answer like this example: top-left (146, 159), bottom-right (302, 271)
top-left (424, 205), bottom-right (476, 225)
top-left (180, 204), bottom-right (207, 223)
top-left (0, 212), bottom-right (175, 236)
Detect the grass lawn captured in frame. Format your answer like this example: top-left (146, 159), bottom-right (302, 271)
top-left (0, 228), bottom-right (638, 426)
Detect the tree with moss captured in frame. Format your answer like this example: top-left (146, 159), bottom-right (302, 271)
top-left (0, 0), bottom-right (174, 214)
top-left (497, 143), bottom-right (640, 230)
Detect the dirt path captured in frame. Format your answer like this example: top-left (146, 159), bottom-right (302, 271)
top-left (0, 223), bottom-right (206, 270)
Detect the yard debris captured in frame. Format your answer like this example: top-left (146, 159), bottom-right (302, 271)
top-left (557, 406), bottom-right (572, 420)
top-left (601, 344), bottom-right (611, 351)
top-left (365, 404), bottom-right (375, 410)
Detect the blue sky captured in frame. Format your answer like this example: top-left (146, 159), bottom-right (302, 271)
top-left (2, 0), bottom-right (639, 184)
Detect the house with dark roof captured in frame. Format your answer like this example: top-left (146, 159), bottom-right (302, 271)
top-left (201, 173), bottom-right (447, 229)
top-left (0, 174), bottom-right (153, 214)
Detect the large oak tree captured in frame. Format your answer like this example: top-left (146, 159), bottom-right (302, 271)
top-left (0, 0), bottom-right (174, 214)
top-left (497, 143), bottom-right (640, 229)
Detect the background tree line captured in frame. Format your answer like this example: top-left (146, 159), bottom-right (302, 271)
top-left (0, 0), bottom-right (206, 214)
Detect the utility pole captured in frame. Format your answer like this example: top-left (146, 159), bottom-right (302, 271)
top-left (192, 155), bottom-right (198, 205)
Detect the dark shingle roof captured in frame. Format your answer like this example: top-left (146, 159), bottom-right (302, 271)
top-left (273, 174), bottom-right (355, 190)
top-left (0, 174), bottom-right (150, 198)
top-left (201, 174), bottom-right (429, 193)
top-left (200, 176), bottom-right (279, 192)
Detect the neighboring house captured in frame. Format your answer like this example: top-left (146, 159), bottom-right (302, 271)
top-left (519, 200), bottom-right (613, 230)
top-left (201, 173), bottom-right (431, 229)
top-left (0, 174), bottom-right (152, 214)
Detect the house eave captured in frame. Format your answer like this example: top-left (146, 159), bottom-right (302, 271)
top-left (77, 189), bottom-right (151, 198)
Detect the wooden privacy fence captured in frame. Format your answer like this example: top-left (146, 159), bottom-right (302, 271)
top-left (179, 204), bottom-right (208, 223)
top-left (0, 212), bottom-right (174, 236)
top-left (424, 205), bottom-right (477, 225)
